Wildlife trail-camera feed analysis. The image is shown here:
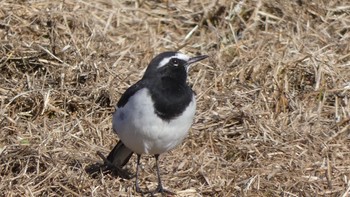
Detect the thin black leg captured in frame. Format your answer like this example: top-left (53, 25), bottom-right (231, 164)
top-left (154, 154), bottom-right (163, 192)
top-left (151, 154), bottom-right (175, 195)
top-left (135, 154), bottom-right (175, 195)
top-left (135, 154), bottom-right (142, 194)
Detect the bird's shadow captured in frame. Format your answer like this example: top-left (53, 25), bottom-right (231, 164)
top-left (85, 151), bottom-right (133, 179)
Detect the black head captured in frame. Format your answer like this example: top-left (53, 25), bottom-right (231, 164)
top-left (143, 51), bottom-right (208, 83)
top-left (140, 51), bottom-right (208, 120)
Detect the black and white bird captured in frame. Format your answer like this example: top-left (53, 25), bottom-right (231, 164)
top-left (106, 51), bottom-right (208, 194)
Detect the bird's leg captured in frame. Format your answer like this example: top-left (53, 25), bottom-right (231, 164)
top-left (154, 154), bottom-right (163, 192)
top-left (152, 154), bottom-right (175, 195)
top-left (135, 154), bottom-right (143, 194)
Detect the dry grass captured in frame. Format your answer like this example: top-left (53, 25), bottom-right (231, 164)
top-left (1, 0), bottom-right (350, 196)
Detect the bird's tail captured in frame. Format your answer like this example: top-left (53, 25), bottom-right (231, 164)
top-left (107, 140), bottom-right (134, 167)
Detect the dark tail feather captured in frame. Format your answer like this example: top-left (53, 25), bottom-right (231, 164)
top-left (107, 140), bottom-right (133, 167)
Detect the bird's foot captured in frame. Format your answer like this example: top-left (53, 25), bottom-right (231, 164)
top-left (135, 183), bottom-right (147, 196)
top-left (135, 185), bottom-right (175, 196)
top-left (151, 185), bottom-right (175, 196)
top-left (135, 185), bottom-right (143, 194)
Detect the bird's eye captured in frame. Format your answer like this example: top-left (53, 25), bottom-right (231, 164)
top-left (171, 59), bottom-right (178, 65)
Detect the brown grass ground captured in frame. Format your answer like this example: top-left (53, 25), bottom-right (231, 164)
top-left (1, 0), bottom-right (350, 196)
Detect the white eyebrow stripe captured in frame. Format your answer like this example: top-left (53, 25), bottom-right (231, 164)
top-left (157, 53), bottom-right (190, 68)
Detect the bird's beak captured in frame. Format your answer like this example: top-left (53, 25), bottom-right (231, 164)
top-left (188, 55), bottom-right (209, 65)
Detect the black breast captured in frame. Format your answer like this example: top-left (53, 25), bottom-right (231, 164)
top-left (148, 78), bottom-right (194, 121)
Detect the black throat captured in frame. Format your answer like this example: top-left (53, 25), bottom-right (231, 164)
top-left (147, 76), bottom-right (193, 121)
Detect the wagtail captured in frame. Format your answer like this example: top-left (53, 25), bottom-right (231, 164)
top-left (106, 51), bottom-right (208, 194)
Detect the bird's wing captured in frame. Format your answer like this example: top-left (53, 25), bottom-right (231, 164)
top-left (106, 80), bottom-right (146, 167)
top-left (117, 80), bottom-right (146, 107)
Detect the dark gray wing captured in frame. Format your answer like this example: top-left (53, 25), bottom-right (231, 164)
top-left (117, 80), bottom-right (146, 107)
top-left (107, 80), bottom-right (147, 167)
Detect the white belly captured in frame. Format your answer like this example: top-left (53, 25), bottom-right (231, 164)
top-left (112, 88), bottom-right (196, 155)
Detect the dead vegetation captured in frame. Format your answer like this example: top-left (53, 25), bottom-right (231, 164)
top-left (0, 0), bottom-right (350, 196)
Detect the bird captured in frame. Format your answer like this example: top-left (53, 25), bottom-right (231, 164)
top-left (105, 51), bottom-right (208, 194)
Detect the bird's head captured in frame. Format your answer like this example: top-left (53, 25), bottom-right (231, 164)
top-left (143, 51), bottom-right (208, 82)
